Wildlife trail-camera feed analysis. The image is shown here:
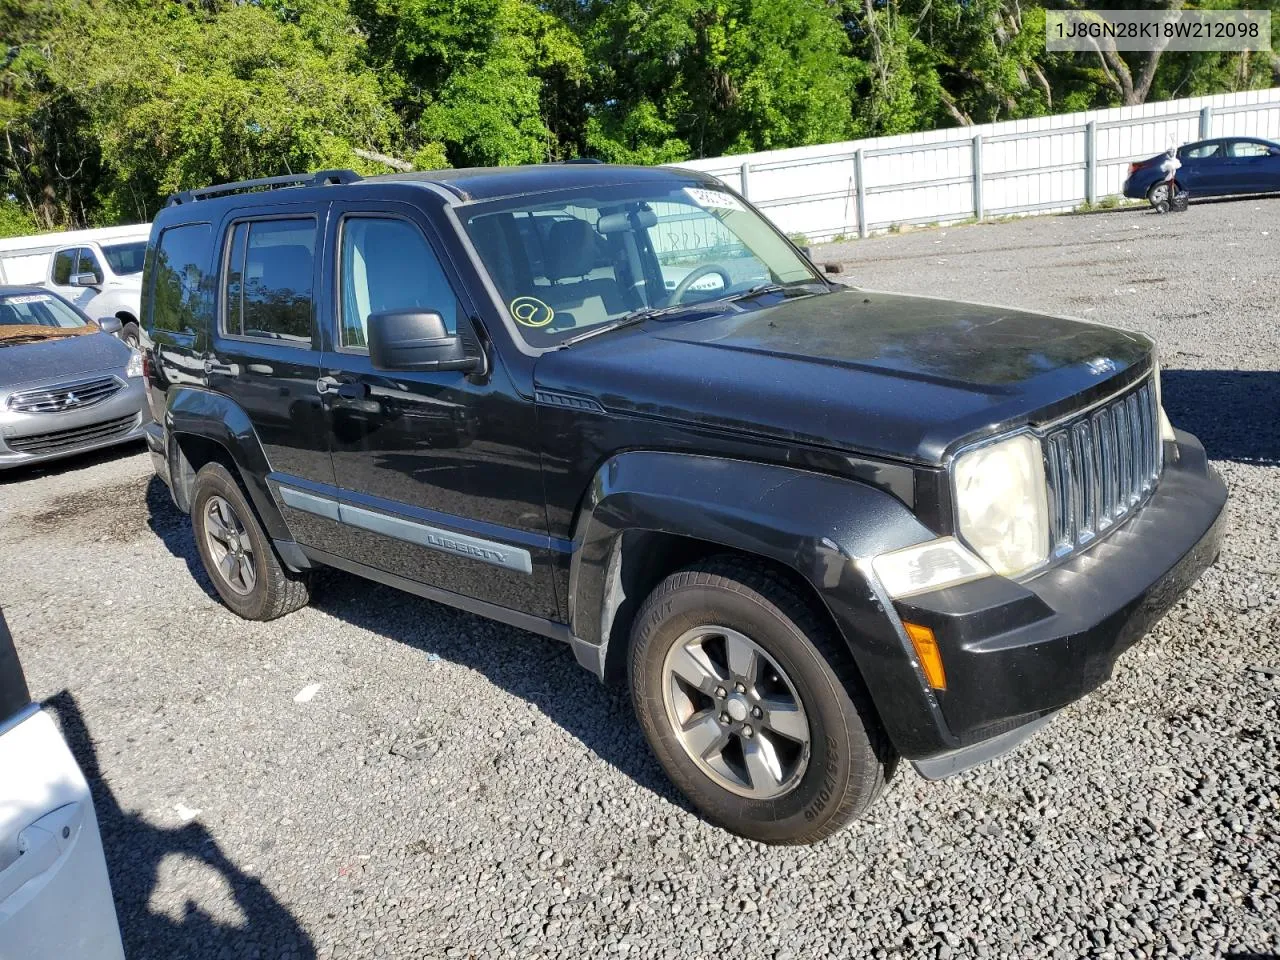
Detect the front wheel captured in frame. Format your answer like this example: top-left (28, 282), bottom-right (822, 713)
top-left (629, 558), bottom-right (895, 844)
top-left (120, 321), bottom-right (141, 350)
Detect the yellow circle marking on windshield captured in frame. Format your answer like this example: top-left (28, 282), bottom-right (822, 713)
top-left (510, 296), bottom-right (554, 329)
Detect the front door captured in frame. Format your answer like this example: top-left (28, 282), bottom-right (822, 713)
top-left (48, 247), bottom-right (98, 312)
top-left (203, 206), bottom-right (334, 545)
top-left (314, 201), bottom-right (557, 620)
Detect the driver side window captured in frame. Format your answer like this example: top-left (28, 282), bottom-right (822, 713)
top-left (339, 217), bottom-right (457, 350)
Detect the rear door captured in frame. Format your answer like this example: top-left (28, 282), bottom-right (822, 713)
top-left (203, 204), bottom-right (335, 535)
top-left (0, 609), bottom-right (124, 960)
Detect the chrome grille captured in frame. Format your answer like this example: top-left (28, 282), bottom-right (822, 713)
top-left (7, 376), bottom-right (123, 414)
top-left (1044, 379), bottom-right (1161, 555)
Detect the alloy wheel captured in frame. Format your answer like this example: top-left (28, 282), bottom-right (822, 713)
top-left (661, 625), bottom-right (811, 799)
top-left (203, 494), bottom-right (256, 596)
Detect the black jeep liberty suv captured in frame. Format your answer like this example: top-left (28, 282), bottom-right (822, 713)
top-left (141, 164), bottom-right (1226, 844)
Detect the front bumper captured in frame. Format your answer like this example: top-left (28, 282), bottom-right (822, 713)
top-left (891, 430), bottom-right (1226, 771)
top-left (0, 377), bottom-right (149, 470)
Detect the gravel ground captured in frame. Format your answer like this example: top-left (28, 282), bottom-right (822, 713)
top-left (3, 196), bottom-right (1279, 960)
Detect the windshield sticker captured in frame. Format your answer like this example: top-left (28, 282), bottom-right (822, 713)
top-left (683, 187), bottom-right (746, 213)
top-left (510, 296), bottom-right (554, 329)
top-left (3, 294), bottom-right (53, 305)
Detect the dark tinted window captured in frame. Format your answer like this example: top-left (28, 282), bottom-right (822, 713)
top-left (339, 217), bottom-right (457, 348)
top-left (52, 249), bottom-right (75, 285)
top-left (149, 223), bottom-right (214, 336)
top-left (101, 241), bottom-right (147, 275)
top-left (77, 247), bottom-right (104, 284)
top-left (223, 219), bottom-right (315, 344)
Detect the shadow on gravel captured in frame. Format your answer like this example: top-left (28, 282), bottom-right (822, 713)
top-left (43, 689), bottom-right (316, 960)
top-left (1162, 369), bottom-right (1280, 467)
top-left (309, 570), bottom-right (688, 810)
top-left (139, 479), bottom-right (686, 812)
top-left (144, 474), bottom-right (221, 602)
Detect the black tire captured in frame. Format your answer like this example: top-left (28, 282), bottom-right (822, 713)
top-left (629, 556), bottom-right (895, 844)
top-left (121, 321), bottom-right (141, 350)
top-left (190, 462), bottom-right (310, 620)
top-left (1148, 180), bottom-right (1174, 212)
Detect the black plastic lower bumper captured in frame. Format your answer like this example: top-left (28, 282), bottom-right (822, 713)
top-left (894, 430), bottom-right (1226, 764)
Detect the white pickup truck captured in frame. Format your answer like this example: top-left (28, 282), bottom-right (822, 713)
top-left (0, 224), bottom-right (151, 348)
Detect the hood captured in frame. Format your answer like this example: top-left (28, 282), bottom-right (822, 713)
top-left (533, 288), bottom-right (1152, 465)
top-left (0, 330), bottom-right (132, 389)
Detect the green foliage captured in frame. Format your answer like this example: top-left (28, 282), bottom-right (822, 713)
top-left (1, 0), bottom-right (1276, 229)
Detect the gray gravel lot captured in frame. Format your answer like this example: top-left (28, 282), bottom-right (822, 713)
top-left (3, 197), bottom-right (1279, 960)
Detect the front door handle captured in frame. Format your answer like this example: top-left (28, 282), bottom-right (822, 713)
top-left (203, 358), bottom-right (235, 376)
top-left (0, 802), bottom-right (82, 904)
top-left (316, 376), bottom-right (369, 400)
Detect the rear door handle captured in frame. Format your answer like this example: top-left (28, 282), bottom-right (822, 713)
top-left (0, 803), bottom-right (82, 904)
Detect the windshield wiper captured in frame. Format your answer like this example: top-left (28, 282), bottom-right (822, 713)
top-left (556, 302), bottom-right (705, 349)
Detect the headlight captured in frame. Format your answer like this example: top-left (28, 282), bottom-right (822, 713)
top-left (952, 432), bottom-right (1050, 577)
top-left (871, 537), bottom-right (992, 599)
top-left (1153, 362), bottom-right (1176, 442)
top-left (125, 349), bottom-right (144, 378)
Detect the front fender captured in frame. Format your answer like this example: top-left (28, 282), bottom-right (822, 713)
top-left (568, 451), bottom-right (958, 757)
top-left (163, 386), bottom-right (290, 541)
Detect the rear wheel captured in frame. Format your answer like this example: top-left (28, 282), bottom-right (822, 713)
top-left (190, 462), bottom-right (310, 620)
top-left (1148, 180), bottom-right (1174, 212)
top-left (629, 557), bottom-right (895, 844)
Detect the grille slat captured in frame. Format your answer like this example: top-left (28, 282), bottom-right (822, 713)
top-left (8, 376), bottom-right (123, 414)
top-left (1045, 378), bottom-right (1162, 557)
top-left (6, 414), bottom-right (138, 454)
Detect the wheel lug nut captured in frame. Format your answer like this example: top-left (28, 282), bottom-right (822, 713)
top-left (742, 725), bottom-right (753, 738)
top-left (719, 712), bottom-right (730, 725)
top-left (715, 687), bottom-right (726, 699)
top-left (751, 706), bottom-right (763, 719)
top-left (735, 682), bottom-right (746, 694)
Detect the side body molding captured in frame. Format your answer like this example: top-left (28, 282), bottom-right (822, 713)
top-left (162, 386), bottom-right (290, 542)
top-left (567, 451), bottom-right (957, 757)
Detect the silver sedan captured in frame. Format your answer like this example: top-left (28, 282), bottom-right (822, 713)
top-left (0, 286), bottom-right (148, 470)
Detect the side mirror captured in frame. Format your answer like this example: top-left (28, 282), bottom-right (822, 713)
top-left (71, 272), bottom-right (100, 288)
top-left (823, 262), bottom-right (843, 275)
top-left (96, 317), bottom-right (123, 335)
top-left (367, 310), bottom-right (478, 373)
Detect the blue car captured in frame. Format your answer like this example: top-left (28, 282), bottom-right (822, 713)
top-left (1124, 137), bottom-right (1280, 206)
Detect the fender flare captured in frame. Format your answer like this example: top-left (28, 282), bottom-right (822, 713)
top-left (162, 386), bottom-right (290, 542)
top-left (567, 451), bottom-right (952, 753)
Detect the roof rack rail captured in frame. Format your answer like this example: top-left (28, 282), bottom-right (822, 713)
top-left (166, 169), bottom-right (361, 207)
top-left (563, 158), bottom-right (605, 164)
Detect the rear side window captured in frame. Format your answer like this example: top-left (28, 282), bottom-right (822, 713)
top-left (1183, 143), bottom-right (1221, 159)
top-left (51, 250), bottom-right (75, 285)
top-left (222, 218), bottom-right (315, 345)
top-left (149, 223), bottom-right (214, 336)
top-left (339, 217), bottom-right (457, 349)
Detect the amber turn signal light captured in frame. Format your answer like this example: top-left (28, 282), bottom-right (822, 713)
top-left (903, 622), bottom-right (946, 691)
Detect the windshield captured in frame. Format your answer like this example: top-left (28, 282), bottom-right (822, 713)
top-left (100, 241), bottom-right (147, 275)
top-left (461, 181), bottom-right (820, 347)
top-left (0, 292), bottom-right (91, 345)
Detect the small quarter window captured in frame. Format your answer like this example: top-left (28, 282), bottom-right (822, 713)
top-left (148, 223), bottom-right (214, 335)
top-left (339, 217), bottom-right (457, 349)
top-left (222, 218), bottom-right (316, 344)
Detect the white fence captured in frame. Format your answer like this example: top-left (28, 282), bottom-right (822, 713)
top-left (673, 88), bottom-right (1280, 241)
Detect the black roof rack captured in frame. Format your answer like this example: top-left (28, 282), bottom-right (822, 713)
top-left (166, 169), bottom-right (362, 207)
